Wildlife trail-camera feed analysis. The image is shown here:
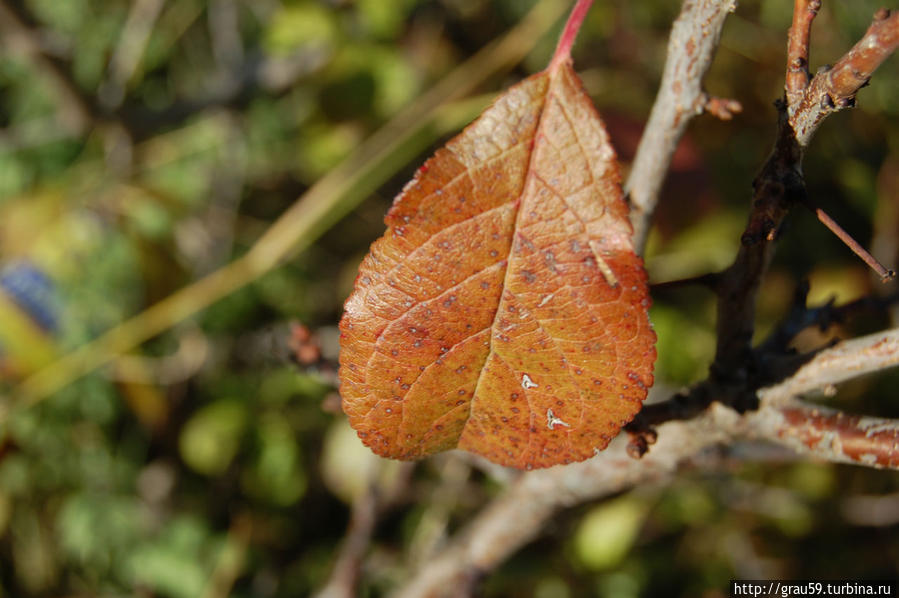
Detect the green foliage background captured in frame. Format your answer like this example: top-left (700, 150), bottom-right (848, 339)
top-left (0, 1), bottom-right (898, 596)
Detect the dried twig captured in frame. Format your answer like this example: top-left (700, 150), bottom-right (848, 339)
top-left (758, 327), bottom-right (899, 406)
top-left (783, 5), bottom-right (899, 280)
top-left (810, 205), bottom-right (894, 281)
top-left (626, 0), bottom-right (738, 251)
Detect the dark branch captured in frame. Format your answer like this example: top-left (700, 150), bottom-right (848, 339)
top-left (711, 5), bottom-right (899, 402)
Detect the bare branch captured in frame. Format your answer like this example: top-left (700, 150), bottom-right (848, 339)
top-left (748, 328), bottom-right (899, 469)
top-left (791, 8), bottom-right (899, 147)
top-left (758, 327), bottom-right (899, 405)
top-left (748, 399), bottom-right (899, 469)
top-left (626, 0), bottom-right (737, 252)
top-left (711, 98), bottom-right (810, 393)
top-left (785, 0), bottom-right (820, 112)
top-left (712, 6), bottom-right (899, 393)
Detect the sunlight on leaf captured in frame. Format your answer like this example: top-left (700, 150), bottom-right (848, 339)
top-left (340, 18), bottom-right (655, 469)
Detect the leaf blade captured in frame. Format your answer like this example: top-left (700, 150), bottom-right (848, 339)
top-left (340, 61), bottom-right (656, 469)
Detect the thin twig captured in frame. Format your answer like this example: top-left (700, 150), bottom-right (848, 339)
top-left (632, 287), bottom-right (899, 451)
top-left (811, 205), bottom-right (895, 281)
top-left (625, 0), bottom-right (737, 252)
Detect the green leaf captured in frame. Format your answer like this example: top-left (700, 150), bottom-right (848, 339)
top-left (573, 496), bottom-right (649, 570)
top-left (242, 414), bottom-right (306, 506)
top-left (178, 399), bottom-right (248, 476)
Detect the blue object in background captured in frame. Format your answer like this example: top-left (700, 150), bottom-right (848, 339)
top-left (0, 260), bottom-right (59, 334)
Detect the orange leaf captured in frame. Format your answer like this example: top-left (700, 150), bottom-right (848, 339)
top-left (339, 13), bottom-right (656, 470)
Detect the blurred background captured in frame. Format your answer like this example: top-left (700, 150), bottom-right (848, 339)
top-left (0, 0), bottom-right (898, 596)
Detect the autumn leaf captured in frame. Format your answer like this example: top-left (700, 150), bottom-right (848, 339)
top-left (339, 0), bottom-right (656, 469)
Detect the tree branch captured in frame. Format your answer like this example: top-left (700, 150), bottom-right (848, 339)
top-left (712, 5), bottom-right (899, 399)
top-left (785, 0), bottom-right (820, 112)
top-left (809, 205), bottom-right (894, 281)
top-left (757, 327), bottom-right (899, 406)
top-left (748, 399), bottom-right (899, 469)
top-left (626, 0), bottom-right (738, 252)
top-left (792, 8), bottom-right (899, 148)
